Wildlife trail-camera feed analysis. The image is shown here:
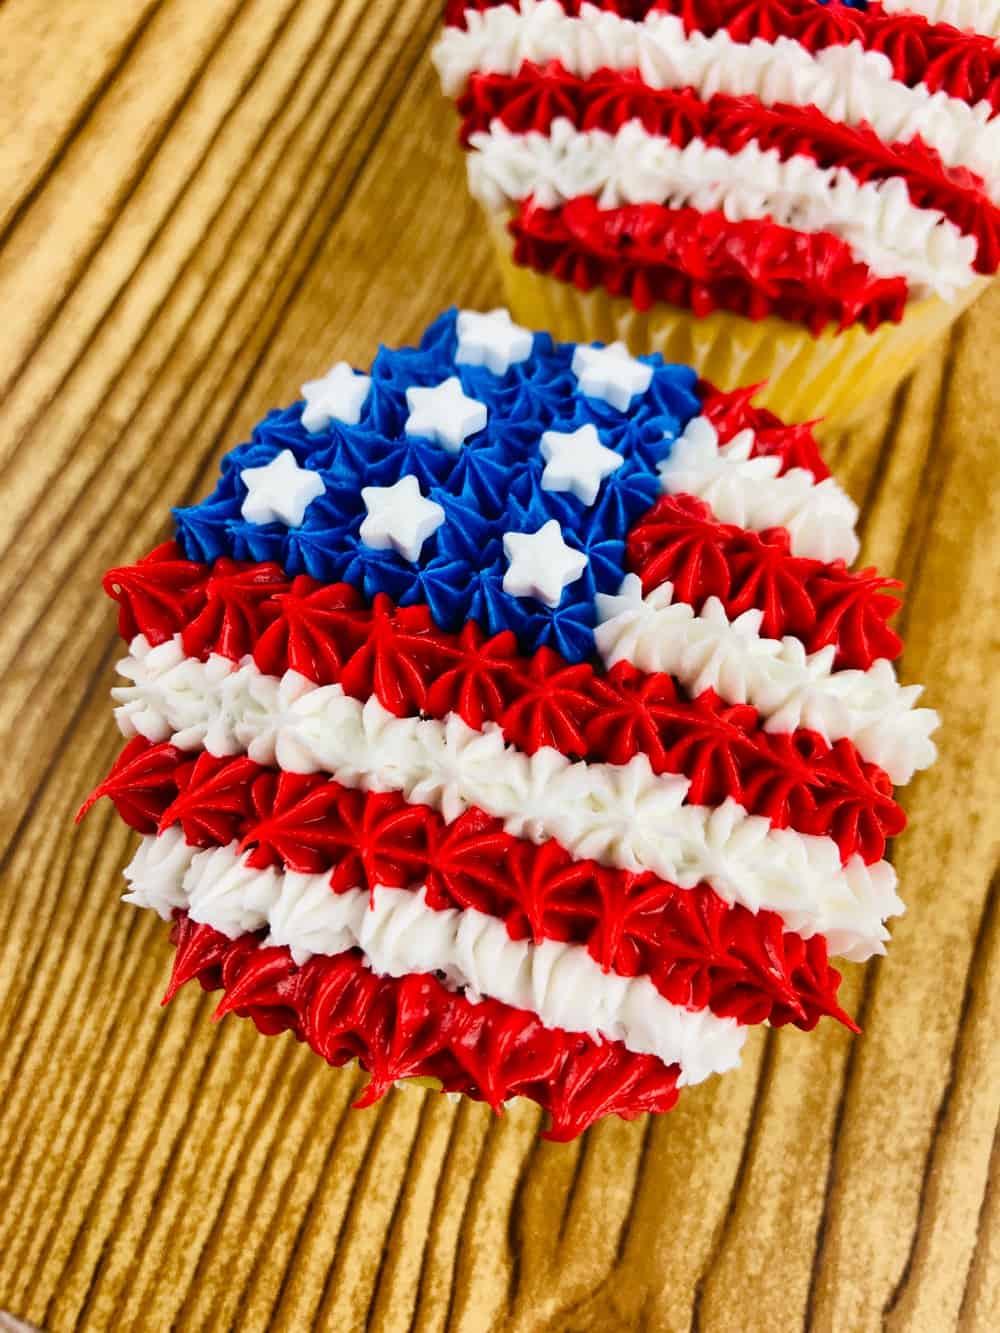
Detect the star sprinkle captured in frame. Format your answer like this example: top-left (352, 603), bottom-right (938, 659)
top-left (240, 451), bottom-right (325, 527)
top-left (540, 424), bottom-right (624, 506)
top-left (300, 363), bottom-right (372, 433)
top-left (503, 520), bottom-right (589, 608)
top-left (455, 308), bottom-right (534, 376)
top-left (405, 377), bottom-right (488, 453)
top-left (571, 342), bottom-right (653, 412)
top-left (359, 474), bottom-right (446, 563)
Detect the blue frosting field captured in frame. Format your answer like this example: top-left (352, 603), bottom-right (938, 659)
top-left (173, 309), bottom-right (703, 662)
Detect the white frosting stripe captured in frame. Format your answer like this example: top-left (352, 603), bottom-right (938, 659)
top-left (114, 611), bottom-right (936, 792)
top-left (433, 3), bottom-right (1000, 199)
top-left (112, 637), bottom-right (906, 959)
top-left (468, 121), bottom-right (980, 300)
top-left (595, 577), bottom-right (938, 788)
top-left (659, 416), bottom-right (861, 563)
top-left (124, 829), bottom-right (747, 1086)
top-left (879, 0), bottom-right (1000, 36)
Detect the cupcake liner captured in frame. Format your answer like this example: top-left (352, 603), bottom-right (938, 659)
top-left (487, 215), bottom-right (989, 429)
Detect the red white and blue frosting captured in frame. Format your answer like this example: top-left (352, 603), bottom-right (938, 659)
top-left (83, 309), bottom-right (937, 1139)
top-left (434, 0), bottom-right (1000, 329)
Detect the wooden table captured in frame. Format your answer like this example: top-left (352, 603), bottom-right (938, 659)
top-left (0, 3), bottom-right (997, 1330)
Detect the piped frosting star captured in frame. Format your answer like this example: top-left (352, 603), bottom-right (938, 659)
top-left (540, 424), bottom-right (624, 506)
top-left (300, 363), bottom-right (372, 433)
top-left (405, 377), bottom-right (488, 453)
top-left (455, 308), bottom-right (534, 375)
top-left (502, 520), bottom-right (589, 607)
top-left (571, 342), bottom-right (653, 411)
top-left (240, 450), bottom-right (325, 527)
top-left (360, 474), bottom-right (446, 563)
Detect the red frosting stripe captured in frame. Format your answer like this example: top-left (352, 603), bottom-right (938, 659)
top-left (698, 381), bottom-right (829, 479)
top-left (509, 196), bottom-right (910, 331)
top-left (163, 913), bottom-right (684, 1139)
top-left (101, 550), bottom-right (906, 864)
top-left (444, 0), bottom-right (1000, 115)
top-left (459, 69), bottom-right (1000, 275)
top-left (86, 738), bottom-right (854, 1031)
top-left (626, 493), bottom-right (903, 660)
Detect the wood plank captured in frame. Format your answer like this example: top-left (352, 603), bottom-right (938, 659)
top-left (0, 2), bottom-right (996, 1329)
top-left (0, 0), bottom-right (163, 237)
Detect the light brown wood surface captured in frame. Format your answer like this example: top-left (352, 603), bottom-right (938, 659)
top-left (0, 2), bottom-right (997, 1330)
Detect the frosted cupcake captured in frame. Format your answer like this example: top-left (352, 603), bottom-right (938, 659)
top-left (82, 310), bottom-right (937, 1139)
top-left (433, 0), bottom-right (1000, 424)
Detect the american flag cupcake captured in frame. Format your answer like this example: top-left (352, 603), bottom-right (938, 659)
top-left (81, 310), bottom-right (937, 1140)
top-left (433, 0), bottom-right (1000, 424)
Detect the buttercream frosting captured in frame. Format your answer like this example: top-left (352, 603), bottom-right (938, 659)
top-left (433, 3), bottom-right (1000, 199)
top-left (126, 828), bottom-right (747, 1084)
top-left (595, 576), bottom-right (937, 784)
top-left (659, 417), bottom-right (860, 562)
top-left (458, 71), bottom-right (1000, 278)
top-left (90, 579), bottom-right (909, 869)
top-left (879, 0), bottom-right (1000, 35)
top-left (111, 638), bottom-right (903, 958)
top-left (511, 196), bottom-right (912, 331)
top-left (165, 912), bottom-right (685, 1139)
top-left (86, 309), bottom-right (941, 1135)
top-left (90, 735), bottom-right (854, 1028)
top-left (170, 309), bottom-right (705, 667)
top-left (114, 566), bottom-right (931, 784)
top-left (445, 0), bottom-right (1000, 56)
top-left (468, 119), bottom-right (979, 298)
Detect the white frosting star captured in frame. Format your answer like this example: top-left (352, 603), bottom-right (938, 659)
top-left (502, 520), bottom-right (588, 608)
top-left (405, 377), bottom-right (488, 452)
top-left (359, 474), bottom-right (445, 563)
top-left (300, 362), bottom-right (371, 433)
top-left (455, 308), bottom-right (534, 376)
top-left (240, 450), bottom-right (325, 527)
top-left (571, 341), bottom-right (653, 411)
top-left (539, 424), bottom-right (624, 506)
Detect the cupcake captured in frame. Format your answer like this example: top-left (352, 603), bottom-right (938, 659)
top-left (433, 0), bottom-right (1000, 424)
top-left (81, 310), bottom-right (937, 1140)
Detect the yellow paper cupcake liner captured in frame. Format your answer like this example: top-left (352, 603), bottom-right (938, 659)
top-left (487, 215), bottom-right (988, 429)
top-left (382, 1074), bottom-right (523, 1111)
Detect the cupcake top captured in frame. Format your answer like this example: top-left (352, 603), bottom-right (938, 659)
top-left (434, 0), bottom-right (1000, 331)
top-left (87, 310), bottom-right (937, 1138)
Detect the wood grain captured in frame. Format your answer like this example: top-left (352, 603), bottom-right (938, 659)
top-left (0, 3), bottom-right (996, 1329)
